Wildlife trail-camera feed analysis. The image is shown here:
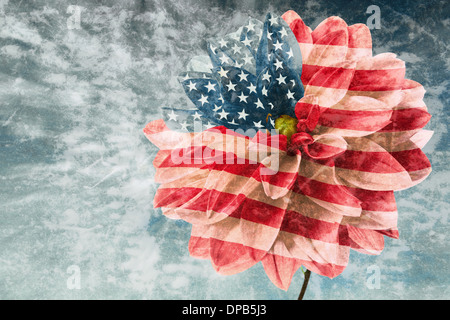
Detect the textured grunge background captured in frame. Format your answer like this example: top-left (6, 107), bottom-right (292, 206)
top-left (0, 0), bottom-right (448, 299)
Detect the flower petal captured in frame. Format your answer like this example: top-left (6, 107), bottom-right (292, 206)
top-left (342, 188), bottom-right (398, 231)
top-left (346, 23), bottom-right (372, 60)
top-left (190, 221), bottom-right (264, 275)
top-left (313, 96), bottom-right (393, 137)
top-left (346, 225), bottom-right (385, 255)
top-left (305, 30), bottom-right (349, 69)
top-left (281, 10), bottom-right (301, 26)
top-left (304, 134), bottom-right (348, 159)
top-left (304, 60), bottom-right (356, 108)
top-left (268, 229), bottom-right (349, 279)
top-left (261, 253), bottom-right (303, 290)
top-left (335, 137), bottom-right (414, 191)
top-left (311, 16), bottom-right (349, 45)
top-left (260, 153), bottom-right (301, 199)
top-left (288, 17), bottom-right (313, 63)
top-left (347, 53), bottom-right (406, 108)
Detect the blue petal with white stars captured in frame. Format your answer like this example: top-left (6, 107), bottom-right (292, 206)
top-left (174, 13), bottom-right (304, 134)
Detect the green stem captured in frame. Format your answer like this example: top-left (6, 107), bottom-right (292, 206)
top-left (297, 270), bottom-right (311, 300)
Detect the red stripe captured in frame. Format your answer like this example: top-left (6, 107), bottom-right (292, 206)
top-left (281, 211), bottom-right (349, 245)
top-left (349, 68), bottom-right (405, 91)
top-left (346, 225), bottom-right (385, 254)
top-left (345, 188), bottom-right (397, 212)
top-left (303, 65), bottom-right (355, 88)
top-left (389, 148), bottom-right (431, 172)
top-left (312, 17), bottom-right (348, 45)
top-left (334, 149), bottom-right (406, 173)
top-left (190, 236), bottom-right (348, 280)
top-left (318, 108), bottom-right (392, 131)
top-left (158, 186), bottom-right (363, 245)
top-left (157, 149), bottom-right (402, 206)
top-left (193, 237), bottom-right (264, 275)
top-left (260, 171), bottom-right (297, 187)
top-left (290, 18), bottom-right (313, 44)
top-left (156, 187), bottom-right (284, 228)
top-left (188, 235), bottom-right (210, 259)
top-left (157, 144), bottom-right (413, 191)
top-left (302, 64), bottom-right (405, 91)
top-left (293, 176), bottom-right (361, 208)
top-left (264, 253), bottom-right (347, 279)
top-left (380, 108), bottom-right (431, 132)
top-left (377, 228), bottom-right (399, 239)
top-left (347, 24), bottom-right (371, 49)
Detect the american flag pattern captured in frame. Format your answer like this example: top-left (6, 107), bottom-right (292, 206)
top-left (164, 13), bottom-right (303, 132)
top-left (143, 11), bottom-right (432, 290)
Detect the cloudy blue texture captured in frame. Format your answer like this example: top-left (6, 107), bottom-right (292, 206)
top-left (0, 0), bottom-right (448, 299)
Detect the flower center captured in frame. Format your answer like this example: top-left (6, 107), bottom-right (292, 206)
top-left (274, 115), bottom-right (298, 141)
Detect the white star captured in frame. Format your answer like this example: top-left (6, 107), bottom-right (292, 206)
top-left (234, 60), bottom-right (244, 68)
top-left (262, 71), bottom-right (271, 82)
top-left (238, 92), bottom-right (249, 103)
top-left (238, 108), bottom-right (249, 120)
top-left (230, 28), bottom-right (242, 41)
top-left (187, 81), bottom-right (197, 91)
top-left (218, 67), bottom-right (229, 78)
top-left (219, 53), bottom-right (230, 64)
top-left (210, 44), bottom-right (217, 53)
top-left (226, 81), bottom-right (237, 91)
top-left (218, 109), bottom-right (229, 119)
top-left (183, 73), bottom-right (190, 81)
top-left (267, 31), bottom-right (273, 39)
top-left (286, 89), bottom-right (295, 100)
top-left (218, 95), bottom-right (225, 104)
top-left (269, 118), bottom-right (275, 126)
top-left (246, 21), bottom-right (255, 32)
top-left (247, 83), bottom-right (257, 94)
top-left (269, 16), bottom-right (278, 26)
top-left (198, 94), bottom-right (208, 105)
top-left (279, 27), bottom-right (288, 38)
top-left (274, 58), bottom-right (283, 70)
top-left (242, 53), bottom-right (253, 65)
top-left (253, 120), bottom-right (264, 128)
top-left (231, 43), bottom-right (241, 54)
top-left (268, 102), bottom-right (275, 109)
top-left (168, 110), bottom-right (178, 121)
top-left (205, 122), bottom-right (215, 129)
top-left (276, 74), bottom-right (287, 85)
top-left (228, 119), bottom-right (237, 125)
top-left (255, 98), bottom-right (264, 109)
top-left (213, 104), bottom-right (221, 112)
top-left (180, 121), bottom-right (189, 130)
top-left (238, 71), bottom-right (248, 82)
top-left (261, 86), bottom-right (268, 96)
top-left (218, 39), bottom-right (228, 48)
top-left (273, 40), bottom-right (283, 51)
top-left (192, 111), bottom-right (201, 120)
top-left (242, 36), bottom-right (252, 46)
top-left (287, 48), bottom-right (294, 59)
top-left (204, 81), bottom-right (216, 92)
top-left (290, 79), bottom-right (296, 87)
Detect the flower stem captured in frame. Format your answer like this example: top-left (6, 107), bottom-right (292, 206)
top-left (297, 269), bottom-right (311, 300)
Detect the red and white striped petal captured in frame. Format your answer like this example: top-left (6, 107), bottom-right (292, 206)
top-left (346, 23), bottom-right (372, 60)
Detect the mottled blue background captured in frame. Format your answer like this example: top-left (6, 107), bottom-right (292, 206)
top-left (0, 0), bottom-right (448, 299)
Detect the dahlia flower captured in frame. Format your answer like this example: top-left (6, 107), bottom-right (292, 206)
top-left (143, 11), bottom-right (432, 295)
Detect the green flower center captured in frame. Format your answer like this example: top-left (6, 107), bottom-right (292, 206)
top-left (274, 115), bottom-right (298, 141)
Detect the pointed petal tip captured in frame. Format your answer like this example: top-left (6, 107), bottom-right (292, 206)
top-left (281, 10), bottom-right (302, 25)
